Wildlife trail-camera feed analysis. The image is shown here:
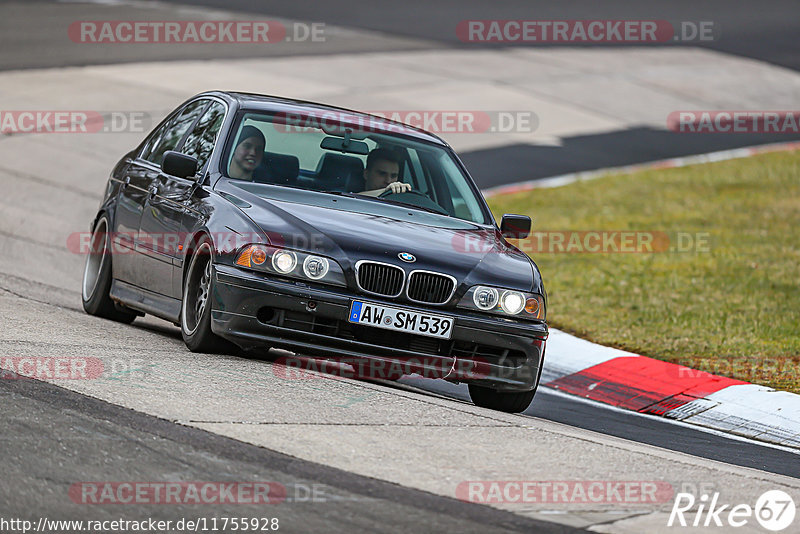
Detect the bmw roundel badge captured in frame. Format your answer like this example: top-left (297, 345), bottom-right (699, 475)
top-left (398, 252), bottom-right (416, 263)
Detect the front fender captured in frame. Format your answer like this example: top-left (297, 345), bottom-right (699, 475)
top-left (178, 188), bottom-right (271, 283)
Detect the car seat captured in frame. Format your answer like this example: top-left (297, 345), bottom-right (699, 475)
top-left (315, 153), bottom-right (364, 192)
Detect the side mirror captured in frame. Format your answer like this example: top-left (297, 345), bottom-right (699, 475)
top-left (162, 151), bottom-right (198, 179)
top-left (500, 214), bottom-right (531, 239)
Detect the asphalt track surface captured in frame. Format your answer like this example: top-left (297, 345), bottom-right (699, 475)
top-left (0, 375), bottom-right (579, 534)
top-left (165, 0), bottom-right (800, 72)
top-left (13, 0), bottom-right (798, 71)
top-left (412, 379), bottom-right (800, 479)
top-left (0, 271), bottom-right (797, 531)
top-left (1, 1), bottom-right (799, 531)
top-left (2, 1), bottom-right (800, 188)
top-left (156, 0), bottom-right (800, 187)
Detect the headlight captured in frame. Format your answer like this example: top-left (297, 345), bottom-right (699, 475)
top-left (303, 255), bottom-right (329, 279)
top-left (235, 244), bottom-right (345, 287)
top-left (500, 290), bottom-right (525, 315)
top-left (272, 250), bottom-right (297, 273)
top-left (472, 286), bottom-right (499, 310)
top-left (459, 285), bottom-right (545, 321)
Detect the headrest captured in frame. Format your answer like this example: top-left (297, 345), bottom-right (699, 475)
top-left (315, 153), bottom-right (364, 192)
top-left (254, 151), bottom-right (300, 186)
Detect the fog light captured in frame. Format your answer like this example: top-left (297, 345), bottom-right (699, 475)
top-left (303, 256), bottom-right (329, 279)
top-left (272, 250), bottom-right (297, 273)
top-left (500, 291), bottom-right (525, 315)
top-left (473, 286), bottom-right (499, 310)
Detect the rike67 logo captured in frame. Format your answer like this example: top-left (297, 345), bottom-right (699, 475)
top-left (669, 490), bottom-right (796, 531)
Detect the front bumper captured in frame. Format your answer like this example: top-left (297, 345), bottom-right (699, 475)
top-left (210, 264), bottom-right (548, 392)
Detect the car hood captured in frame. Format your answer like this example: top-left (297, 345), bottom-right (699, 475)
top-left (219, 181), bottom-right (538, 292)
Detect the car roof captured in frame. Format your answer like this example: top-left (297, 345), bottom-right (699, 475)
top-left (197, 90), bottom-right (449, 147)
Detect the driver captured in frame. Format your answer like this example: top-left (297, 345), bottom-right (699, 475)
top-left (359, 148), bottom-right (411, 196)
top-left (228, 125), bottom-right (266, 181)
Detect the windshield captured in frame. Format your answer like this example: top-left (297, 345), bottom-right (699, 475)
top-left (221, 110), bottom-right (491, 225)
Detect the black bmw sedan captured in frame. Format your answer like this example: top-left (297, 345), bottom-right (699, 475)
top-left (82, 91), bottom-right (548, 413)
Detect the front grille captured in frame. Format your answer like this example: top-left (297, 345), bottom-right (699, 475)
top-left (407, 271), bottom-right (456, 304)
top-left (356, 261), bottom-right (404, 297)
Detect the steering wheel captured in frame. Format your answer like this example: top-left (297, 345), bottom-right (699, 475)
top-left (378, 188), bottom-right (426, 199)
top-left (378, 188), bottom-right (449, 215)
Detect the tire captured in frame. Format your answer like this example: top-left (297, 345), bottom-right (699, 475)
top-left (180, 237), bottom-right (235, 353)
top-left (82, 216), bottom-right (137, 324)
top-left (468, 384), bottom-right (536, 413)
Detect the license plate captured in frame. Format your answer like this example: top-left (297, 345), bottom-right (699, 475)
top-left (348, 301), bottom-right (454, 340)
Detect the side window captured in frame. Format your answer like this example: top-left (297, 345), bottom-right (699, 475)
top-left (144, 100), bottom-right (208, 165)
top-left (182, 101), bottom-right (226, 172)
top-left (139, 119), bottom-right (171, 162)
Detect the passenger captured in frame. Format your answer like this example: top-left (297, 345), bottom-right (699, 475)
top-left (229, 125), bottom-right (265, 181)
top-left (359, 148), bottom-right (412, 196)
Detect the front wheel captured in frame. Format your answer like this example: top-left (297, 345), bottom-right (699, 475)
top-left (468, 384), bottom-right (536, 413)
top-left (181, 238), bottom-right (235, 353)
top-left (81, 216), bottom-right (137, 324)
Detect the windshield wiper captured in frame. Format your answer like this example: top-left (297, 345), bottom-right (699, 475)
top-left (378, 198), bottom-right (450, 216)
top-left (319, 190), bottom-right (365, 199)
top-left (319, 190), bottom-right (450, 217)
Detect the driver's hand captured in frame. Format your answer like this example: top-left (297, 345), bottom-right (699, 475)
top-left (384, 181), bottom-right (411, 194)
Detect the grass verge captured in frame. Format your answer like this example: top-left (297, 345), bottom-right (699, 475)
top-left (487, 150), bottom-right (800, 393)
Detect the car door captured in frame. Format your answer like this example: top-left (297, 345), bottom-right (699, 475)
top-left (112, 113), bottom-right (177, 285)
top-left (138, 99), bottom-right (227, 299)
top-left (131, 99), bottom-right (209, 294)
top-left (171, 100), bottom-right (228, 298)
